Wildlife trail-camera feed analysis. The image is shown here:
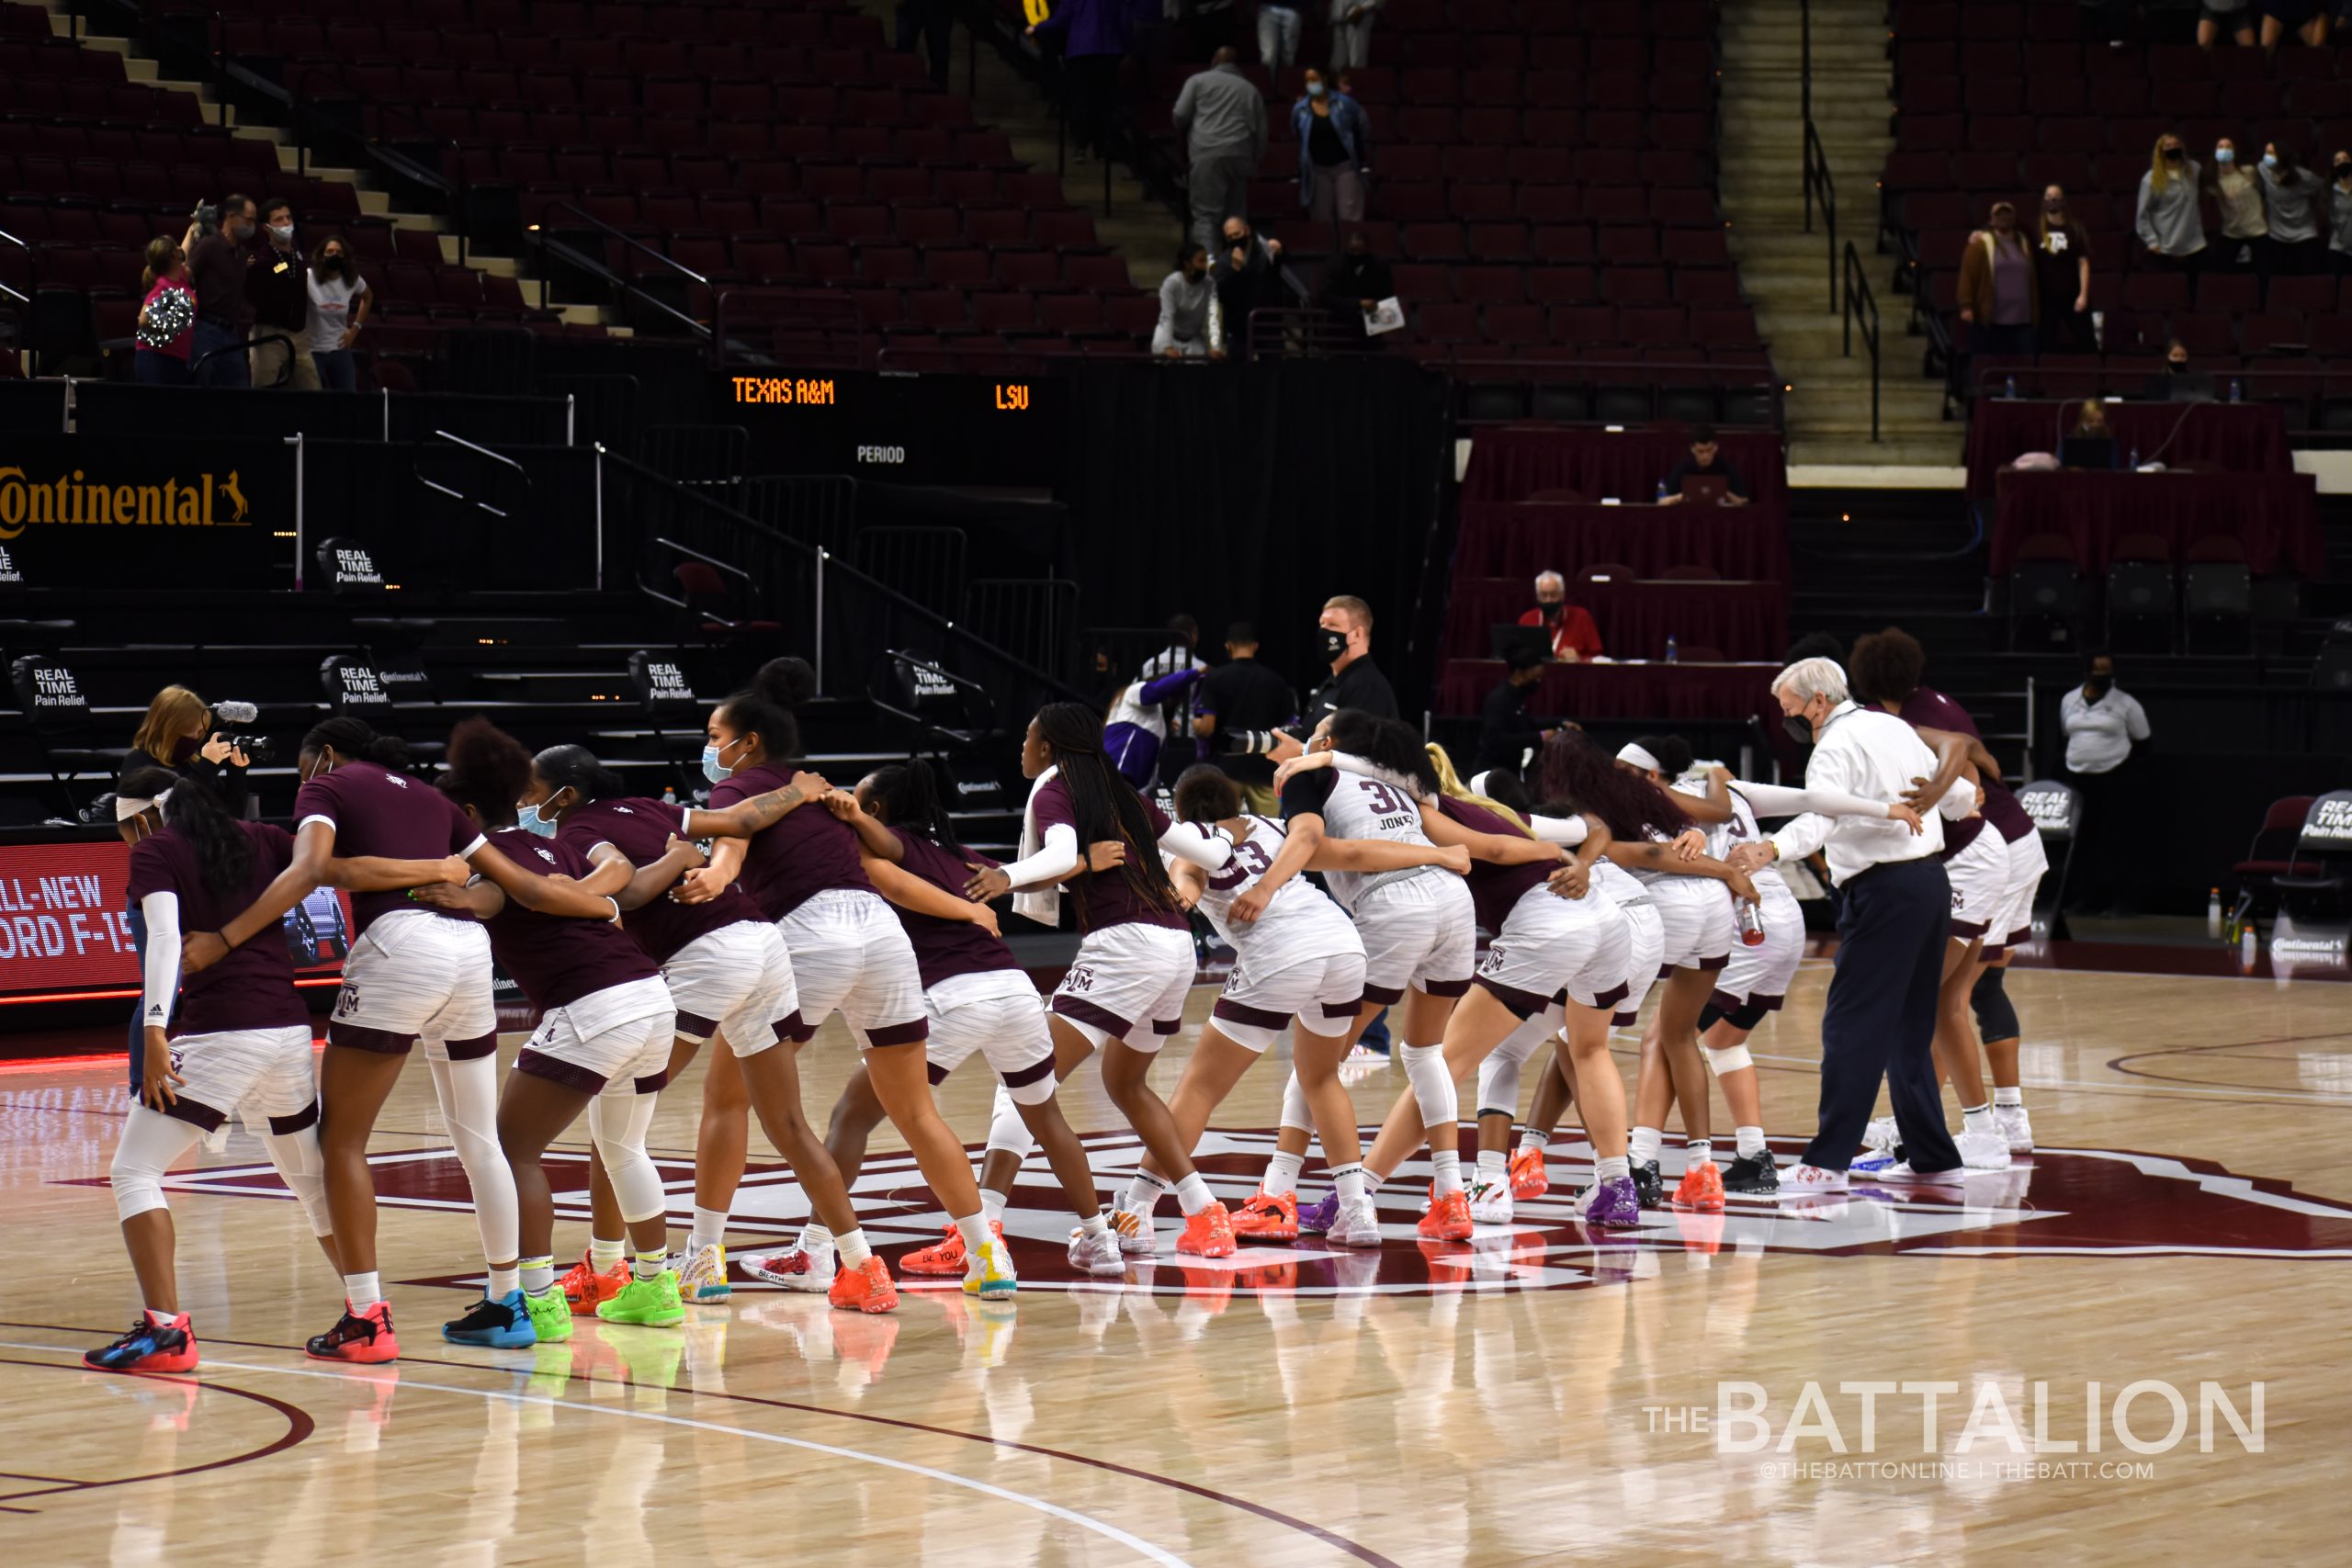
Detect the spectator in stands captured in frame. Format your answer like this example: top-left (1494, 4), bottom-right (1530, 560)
top-left (2135, 135), bottom-right (2207, 272)
top-left (2256, 142), bottom-right (2326, 276)
top-left (1153, 243), bottom-right (1227, 359)
top-left (2034, 187), bottom-right (2094, 354)
top-left (2068, 400), bottom-right (2125, 467)
top-left (1329, 0), bottom-right (1380, 71)
top-left (2060, 650), bottom-right (2151, 915)
top-left (1475, 642), bottom-right (1555, 773)
top-left (120, 683), bottom-right (250, 818)
top-left (1217, 214), bottom-right (1285, 350)
top-left (898, 0), bottom-right (954, 90)
top-left (2207, 138), bottom-right (2266, 273)
top-left (1319, 227), bottom-right (1393, 341)
top-left (245, 198), bottom-right (312, 390)
top-left (1259, 0), bottom-right (1301, 68)
top-left (1959, 199), bottom-right (2038, 360)
top-left (2259, 0), bottom-right (2329, 49)
top-left (133, 237), bottom-right (196, 388)
top-left (305, 232), bottom-right (370, 393)
top-left (1657, 424), bottom-right (1751, 506)
top-left (1028, 0), bottom-right (1138, 162)
top-left (2331, 152), bottom-right (2352, 275)
top-left (1517, 570), bottom-right (1604, 662)
top-left (2199, 0), bottom-right (2258, 45)
top-left (1173, 47), bottom-right (1268, 253)
top-left (1293, 67), bottom-right (1370, 229)
top-left (184, 192), bottom-right (255, 389)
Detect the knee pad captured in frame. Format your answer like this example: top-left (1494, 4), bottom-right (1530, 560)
top-left (265, 1128), bottom-right (334, 1237)
top-left (1702, 1043), bottom-right (1754, 1077)
top-left (1278, 1070), bottom-right (1313, 1135)
top-left (110, 1153), bottom-right (168, 1224)
top-left (110, 1108), bottom-right (197, 1224)
top-left (1397, 1043), bottom-right (1460, 1130)
top-left (986, 1082), bottom-right (1035, 1158)
top-left (1971, 965), bottom-right (2018, 1042)
top-left (589, 1093), bottom-right (665, 1225)
top-left (1476, 1052), bottom-right (1524, 1123)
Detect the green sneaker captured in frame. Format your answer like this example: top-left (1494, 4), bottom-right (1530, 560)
top-left (595, 1269), bottom-right (684, 1326)
top-left (523, 1283), bottom-right (573, 1344)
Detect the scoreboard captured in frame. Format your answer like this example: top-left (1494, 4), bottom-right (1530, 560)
top-left (722, 371), bottom-right (1064, 487)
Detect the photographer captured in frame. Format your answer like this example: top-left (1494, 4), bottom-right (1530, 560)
top-left (183, 193), bottom-right (255, 389)
top-left (120, 684), bottom-right (253, 818)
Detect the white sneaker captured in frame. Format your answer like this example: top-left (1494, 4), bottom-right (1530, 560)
top-left (1994, 1103), bottom-right (2035, 1154)
top-left (675, 1241), bottom-right (729, 1303)
top-left (741, 1237), bottom-right (833, 1293)
top-left (1464, 1171), bottom-right (1514, 1224)
top-left (1862, 1160), bottom-right (1967, 1183)
top-left (1781, 1163), bottom-right (1849, 1194)
top-left (1067, 1225), bottom-right (1127, 1278)
top-left (1327, 1196), bottom-right (1385, 1247)
top-left (1861, 1116), bottom-right (1900, 1153)
top-left (1955, 1129), bottom-right (2014, 1170)
top-left (1108, 1207), bottom-right (1158, 1257)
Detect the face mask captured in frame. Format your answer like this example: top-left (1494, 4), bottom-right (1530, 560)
top-left (2261, 153), bottom-right (2278, 170)
top-left (2168, 357), bottom-right (2188, 372)
top-left (702, 740), bottom-right (735, 782)
top-left (2087, 672), bottom-right (2114, 695)
top-left (1306, 81), bottom-right (1325, 96)
top-left (1535, 600), bottom-right (1561, 619)
top-left (269, 223), bottom-right (293, 242)
top-left (2336, 164), bottom-right (2352, 182)
top-left (2163, 148), bottom-right (2184, 163)
top-left (2215, 147), bottom-right (2234, 164)
top-left (170, 734), bottom-right (203, 763)
top-left (514, 803), bottom-right (558, 838)
top-left (1317, 626), bottom-right (1349, 662)
top-left (1782, 713), bottom-right (1815, 747)
top-left (2044, 201), bottom-right (2064, 214)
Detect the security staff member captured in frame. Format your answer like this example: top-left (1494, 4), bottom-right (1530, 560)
top-left (1725, 657), bottom-right (1979, 1191)
top-left (1301, 592), bottom-right (1396, 730)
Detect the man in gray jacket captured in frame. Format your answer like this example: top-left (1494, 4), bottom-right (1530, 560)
top-left (1329, 0), bottom-right (1380, 71)
top-left (1173, 48), bottom-right (1266, 253)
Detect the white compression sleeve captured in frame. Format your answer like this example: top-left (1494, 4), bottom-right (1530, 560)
top-left (1524, 812), bottom-right (1590, 845)
top-left (263, 1124), bottom-right (335, 1236)
top-left (111, 1105), bottom-right (202, 1222)
top-left (139, 891), bottom-right (181, 1032)
top-left (427, 1053), bottom-right (519, 1264)
top-left (987, 1082), bottom-right (1035, 1159)
top-left (1729, 780), bottom-right (1893, 819)
top-left (1936, 776), bottom-right (1979, 820)
top-left (998, 823), bottom-right (1080, 888)
top-left (589, 1090), bottom-right (665, 1225)
top-left (1158, 819), bottom-right (1234, 871)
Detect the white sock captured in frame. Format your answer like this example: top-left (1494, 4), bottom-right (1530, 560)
top-left (836, 1228), bottom-right (872, 1268)
top-left (1331, 1163), bottom-right (1366, 1204)
top-left (345, 1270), bottom-right (382, 1310)
top-left (1629, 1126), bottom-right (1663, 1166)
top-left (979, 1187), bottom-right (1008, 1224)
top-left (1595, 1155), bottom-right (1630, 1183)
top-left (1961, 1103), bottom-right (1995, 1135)
top-left (1363, 1168), bottom-right (1385, 1193)
top-left (954, 1213), bottom-right (993, 1258)
top-left (1736, 1125), bottom-right (1769, 1159)
top-left (487, 1265), bottom-right (520, 1299)
top-left (1994, 1087), bottom-right (2024, 1108)
top-left (1122, 1171), bottom-right (1172, 1217)
top-left (146, 1306), bottom-right (179, 1328)
top-left (691, 1205), bottom-right (729, 1255)
top-left (797, 1221), bottom-right (833, 1254)
top-left (521, 1256), bottom-right (555, 1294)
top-left (1078, 1210), bottom-right (1108, 1235)
top-left (1263, 1150), bottom-right (1306, 1196)
top-left (1685, 1138), bottom-right (1713, 1168)
top-left (1397, 1042), bottom-right (1459, 1131)
top-left (1430, 1148), bottom-right (1464, 1198)
top-left (1173, 1172), bottom-right (1214, 1216)
top-left (1476, 1148), bottom-right (1508, 1178)
top-left (634, 1248), bottom-right (668, 1281)
top-left (1518, 1127), bottom-right (1548, 1155)
top-left (589, 1235), bottom-right (626, 1272)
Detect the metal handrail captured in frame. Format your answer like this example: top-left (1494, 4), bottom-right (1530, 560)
top-left (1841, 241), bottom-right (1881, 442)
top-left (0, 225), bottom-right (30, 307)
top-left (540, 202), bottom-right (707, 289)
top-left (188, 329), bottom-right (300, 387)
top-left (1804, 118), bottom-right (1837, 314)
top-left (414, 430), bottom-right (529, 517)
top-left (526, 229), bottom-right (711, 344)
top-left (651, 536), bottom-right (754, 583)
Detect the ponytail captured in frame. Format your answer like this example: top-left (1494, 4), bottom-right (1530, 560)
top-left (532, 743), bottom-right (625, 805)
top-left (862, 758), bottom-right (963, 856)
top-left (301, 716), bottom-right (413, 775)
top-left (717, 655), bottom-right (814, 763)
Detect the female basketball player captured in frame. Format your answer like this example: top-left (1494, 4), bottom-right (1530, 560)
top-left (413, 722), bottom-right (689, 1344)
top-left (85, 769), bottom-right (352, 1373)
top-left (798, 761), bottom-right (1130, 1280)
top-left (181, 716), bottom-right (629, 1362)
top-left (959, 702), bottom-right (1243, 1259)
top-left (680, 659), bottom-right (1003, 1304)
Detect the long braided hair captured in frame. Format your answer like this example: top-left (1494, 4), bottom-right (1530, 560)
top-left (1034, 701), bottom-right (1179, 923)
top-left (1538, 730), bottom-right (1692, 840)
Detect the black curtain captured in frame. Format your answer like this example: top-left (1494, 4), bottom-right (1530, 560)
top-left (1057, 355), bottom-right (1450, 713)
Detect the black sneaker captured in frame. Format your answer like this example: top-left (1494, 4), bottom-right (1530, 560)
top-left (306, 1301), bottom-right (398, 1363)
top-left (442, 1292), bottom-right (536, 1348)
top-left (1632, 1159), bottom-right (1664, 1208)
top-left (1723, 1152), bottom-right (1781, 1196)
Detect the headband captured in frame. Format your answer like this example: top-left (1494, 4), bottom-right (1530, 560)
top-left (1467, 770), bottom-right (1498, 797)
top-left (115, 785), bottom-right (173, 821)
top-left (1615, 743), bottom-right (1661, 774)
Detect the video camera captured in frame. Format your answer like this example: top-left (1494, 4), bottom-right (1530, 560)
top-left (211, 700), bottom-right (273, 761)
top-left (188, 199), bottom-right (220, 238)
top-left (1219, 728), bottom-right (1306, 758)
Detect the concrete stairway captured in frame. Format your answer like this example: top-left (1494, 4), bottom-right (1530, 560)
top-left (1720, 0), bottom-right (1954, 469)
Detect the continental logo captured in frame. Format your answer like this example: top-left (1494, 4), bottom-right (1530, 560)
top-left (0, 465), bottom-right (251, 539)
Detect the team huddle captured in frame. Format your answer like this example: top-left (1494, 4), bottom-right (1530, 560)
top-left (84, 638), bottom-right (2051, 1374)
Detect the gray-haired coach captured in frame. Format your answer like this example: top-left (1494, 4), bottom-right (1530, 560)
top-left (1726, 657), bottom-right (1980, 1193)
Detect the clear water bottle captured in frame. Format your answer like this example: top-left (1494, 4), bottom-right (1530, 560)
top-left (1665, 634), bottom-right (1679, 663)
top-left (661, 784), bottom-right (678, 807)
top-left (2207, 886), bottom-right (2222, 936)
top-left (2004, 373), bottom-right (2016, 400)
top-left (1736, 901), bottom-right (1766, 946)
top-left (2229, 378), bottom-right (2243, 404)
top-left (2240, 921), bottom-right (2258, 971)
top-left (1656, 478), bottom-right (1668, 504)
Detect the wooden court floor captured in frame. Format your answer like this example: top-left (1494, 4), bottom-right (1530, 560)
top-left (4, 955), bottom-right (2349, 1566)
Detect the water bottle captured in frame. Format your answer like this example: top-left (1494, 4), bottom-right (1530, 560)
top-left (2240, 922), bottom-right (2258, 971)
top-left (1665, 634), bottom-right (1679, 663)
top-left (1656, 478), bottom-right (1668, 504)
top-left (2229, 377), bottom-right (2243, 404)
top-left (661, 784), bottom-right (678, 807)
top-left (2207, 886), bottom-right (2222, 937)
top-left (1736, 901), bottom-right (1766, 946)
top-left (2128, 446), bottom-right (2140, 471)
top-left (2004, 373), bottom-right (2016, 400)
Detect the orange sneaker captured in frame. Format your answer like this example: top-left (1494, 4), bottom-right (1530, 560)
top-left (560, 1250), bottom-right (630, 1315)
top-left (1229, 1190), bottom-right (1298, 1240)
top-left (1175, 1200), bottom-right (1238, 1258)
top-left (901, 1220), bottom-right (1001, 1276)
top-left (1416, 1189), bottom-right (1474, 1241)
top-left (1672, 1160), bottom-right (1725, 1212)
top-left (306, 1301), bottom-right (399, 1364)
top-left (1508, 1144), bottom-right (1548, 1200)
top-left (828, 1255), bottom-right (899, 1314)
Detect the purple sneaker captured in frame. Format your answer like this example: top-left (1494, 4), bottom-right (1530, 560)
top-left (1576, 1176), bottom-right (1642, 1230)
top-left (1297, 1190), bottom-right (1341, 1235)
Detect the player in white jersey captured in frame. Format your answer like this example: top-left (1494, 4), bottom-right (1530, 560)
top-left (1125, 765), bottom-right (1469, 1247)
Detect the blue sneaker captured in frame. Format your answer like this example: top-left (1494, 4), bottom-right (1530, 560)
top-left (1297, 1190), bottom-right (1341, 1235)
top-left (85, 1313), bottom-right (198, 1372)
top-left (443, 1290), bottom-right (537, 1348)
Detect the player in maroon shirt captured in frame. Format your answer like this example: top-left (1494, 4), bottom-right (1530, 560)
top-left (515, 740), bottom-right (887, 1312)
top-left (185, 716), bottom-right (633, 1361)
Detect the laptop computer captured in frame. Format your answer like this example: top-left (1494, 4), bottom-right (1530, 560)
top-left (2058, 435), bottom-right (2116, 470)
top-left (1679, 473), bottom-right (1730, 505)
top-left (2159, 372), bottom-right (2215, 404)
top-left (1490, 624), bottom-right (1552, 662)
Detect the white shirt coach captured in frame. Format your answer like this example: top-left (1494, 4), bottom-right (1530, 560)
top-left (1769, 702), bottom-right (1976, 886)
top-left (2060, 685), bottom-right (2149, 774)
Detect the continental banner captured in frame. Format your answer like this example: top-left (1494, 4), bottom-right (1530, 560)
top-left (0, 436), bottom-right (295, 584)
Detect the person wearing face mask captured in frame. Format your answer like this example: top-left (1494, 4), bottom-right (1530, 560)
top-left (1319, 226), bottom-right (1394, 341)
top-left (1515, 569), bottom-right (1604, 662)
top-left (2256, 141), bottom-right (2326, 276)
top-left (121, 683), bottom-right (251, 817)
top-left (305, 231), bottom-right (370, 392)
top-left (2206, 138), bottom-right (2267, 273)
top-left (183, 192), bottom-right (256, 388)
top-left (1958, 198), bottom-right (2039, 361)
top-left (1152, 243), bottom-right (1226, 359)
top-left (2330, 151), bottom-right (2352, 274)
top-left (245, 198), bottom-right (314, 389)
top-left (2059, 650), bottom-right (2152, 916)
top-left (2033, 186), bottom-right (2095, 354)
top-left (1293, 67), bottom-right (1370, 230)
top-left (1299, 592), bottom-right (1397, 735)
top-left (2135, 135), bottom-right (2207, 273)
